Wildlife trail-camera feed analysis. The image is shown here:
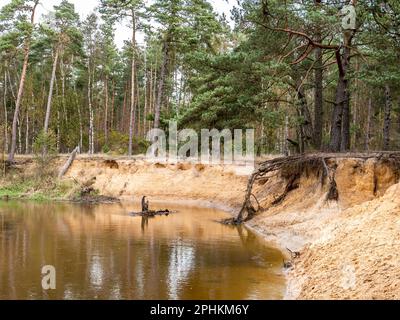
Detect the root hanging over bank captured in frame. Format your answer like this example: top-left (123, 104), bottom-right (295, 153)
top-left (232, 152), bottom-right (400, 224)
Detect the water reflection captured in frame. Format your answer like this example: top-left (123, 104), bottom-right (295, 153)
top-left (0, 201), bottom-right (285, 300)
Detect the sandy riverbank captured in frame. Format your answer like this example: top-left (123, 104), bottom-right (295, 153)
top-left (2, 155), bottom-right (400, 299)
top-left (246, 157), bottom-right (400, 299)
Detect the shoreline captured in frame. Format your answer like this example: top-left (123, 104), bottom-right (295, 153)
top-left (2, 155), bottom-right (400, 299)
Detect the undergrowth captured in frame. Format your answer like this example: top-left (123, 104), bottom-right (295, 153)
top-left (0, 163), bottom-right (76, 201)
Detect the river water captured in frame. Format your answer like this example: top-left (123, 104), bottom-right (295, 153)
top-left (0, 201), bottom-right (285, 300)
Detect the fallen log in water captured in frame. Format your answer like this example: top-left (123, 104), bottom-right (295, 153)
top-left (129, 196), bottom-right (174, 217)
top-left (129, 209), bottom-right (173, 217)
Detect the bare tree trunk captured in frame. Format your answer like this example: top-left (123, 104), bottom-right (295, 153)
top-left (60, 57), bottom-right (67, 123)
top-left (177, 70), bottom-right (184, 117)
top-left (120, 83), bottom-right (127, 132)
top-left (148, 64), bottom-right (154, 133)
top-left (88, 63), bottom-right (94, 155)
top-left (365, 97), bottom-right (372, 151)
top-left (314, 47), bottom-right (323, 150)
top-left (76, 93), bottom-right (83, 152)
top-left (104, 76), bottom-right (109, 146)
top-left (3, 71), bottom-right (8, 153)
top-left (44, 47), bottom-right (59, 134)
top-left (8, 1), bottom-right (39, 163)
top-left (55, 79), bottom-right (61, 152)
top-left (152, 62), bottom-right (157, 132)
top-left (383, 84), bottom-right (392, 151)
top-left (17, 116), bottom-right (22, 155)
top-left (313, 0), bottom-right (323, 150)
top-left (341, 90), bottom-right (351, 151)
top-left (295, 79), bottom-right (313, 151)
top-left (397, 98), bottom-right (400, 138)
top-left (110, 79), bottom-right (115, 131)
top-left (57, 109), bottom-right (61, 152)
top-left (25, 108), bottom-right (29, 154)
top-left (128, 11), bottom-right (136, 157)
top-left (136, 69), bottom-right (141, 137)
top-left (154, 39), bottom-right (169, 129)
top-left (330, 36), bottom-right (353, 152)
top-left (143, 52), bottom-right (148, 137)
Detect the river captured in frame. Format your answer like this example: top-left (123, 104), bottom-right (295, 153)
top-left (0, 201), bottom-right (285, 299)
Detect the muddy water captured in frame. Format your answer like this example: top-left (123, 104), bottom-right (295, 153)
top-left (0, 201), bottom-right (285, 300)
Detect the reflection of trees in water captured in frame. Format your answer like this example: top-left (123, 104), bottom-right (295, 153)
top-left (167, 242), bottom-right (195, 299)
top-left (0, 202), bottom-right (284, 299)
top-left (0, 216), bottom-right (16, 236)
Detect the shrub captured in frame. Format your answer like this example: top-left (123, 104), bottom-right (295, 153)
top-left (32, 129), bottom-right (58, 173)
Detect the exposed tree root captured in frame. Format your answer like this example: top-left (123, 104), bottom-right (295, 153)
top-left (272, 173), bottom-right (300, 205)
top-left (231, 152), bottom-right (400, 224)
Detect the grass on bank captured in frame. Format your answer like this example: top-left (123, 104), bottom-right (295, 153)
top-left (0, 131), bottom-right (83, 201)
top-left (0, 164), bottom-right (79, 201)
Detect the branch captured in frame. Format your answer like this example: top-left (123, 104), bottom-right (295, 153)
top-left (249, 19), bottom-right (340, 50)
top-left (291, 44), bottom-right (315, 65)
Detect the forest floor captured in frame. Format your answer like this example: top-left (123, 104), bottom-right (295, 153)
top-left (1, 154), bottom-right (399, 299)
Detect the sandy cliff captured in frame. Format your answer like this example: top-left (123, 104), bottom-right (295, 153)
top-left (245, 158), bottom-right (400, 299)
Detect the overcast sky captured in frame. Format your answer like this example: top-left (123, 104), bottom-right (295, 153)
top-left (0, 0), bottom-right (236, 48)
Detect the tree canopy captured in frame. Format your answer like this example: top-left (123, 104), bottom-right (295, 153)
top-left (0, 0), bottom-right (399, 158)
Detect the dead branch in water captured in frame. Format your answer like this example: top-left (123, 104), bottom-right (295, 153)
top-left (129, 196), bottom-right (174, 217)
top-left (129, 210), bottom-right (172, 217)
top-left (232, 152), bottom-right (400, 224)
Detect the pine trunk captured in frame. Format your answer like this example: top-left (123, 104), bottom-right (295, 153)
top-left (296, 80), bottom-right (314, 151)
top-left (383, 84), bottom-right (392, 151)
top-left (25, 109), bottom-right (29, 154)
top-left (143, 53), bottom-right (148, 137)
top-left (3, 71), bottom-right (8, 153)
top-left (88, 64), bottom-right (94, 155)
top-left (330, 37), bottom-right (352, 152)
top-left (104, 76), bottom-right (109, 145)
top-left (110, 80), bottom-right (115, 131)
top-left (341, 90), bottom-right (351, 151)
top-left (8, 1), bottom-right (39, 162)
top-left (128, 11), bottom-right (136, 157)
top-left (154, 39), bottom-right (169, 129)
top-left (365, 98), bottom-right (372, 151)
top-left (314, 46), bottom-right (323, 150)
top-left (44, 47), bottom-right (59, 134)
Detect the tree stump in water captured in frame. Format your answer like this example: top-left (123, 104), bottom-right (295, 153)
top-left (129, 196), bottom-right (173, 217)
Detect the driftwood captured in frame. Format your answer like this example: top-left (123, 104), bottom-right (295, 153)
top-left (129, 210), bottom-right (172, 217)
top-left (129, 196), bottom-right (173, 217)
top-left (232, 152), bottom-right (400, 224)
top-left (58, 146), bottom-right (79, 178)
